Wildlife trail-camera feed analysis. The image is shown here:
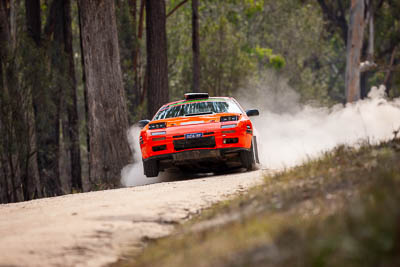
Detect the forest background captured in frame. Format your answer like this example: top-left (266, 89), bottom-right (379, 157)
top-left (0, 0), bottom-right (399, 203)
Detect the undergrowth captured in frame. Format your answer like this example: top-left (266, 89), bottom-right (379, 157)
top-left (113, 138), bottom-right (400, 267)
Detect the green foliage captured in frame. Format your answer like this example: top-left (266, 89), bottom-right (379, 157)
top-left (366, 1), bottom-right (400, 97)
top-left (243, 0), bottom-right (263, 18)
top-left (249, 46), bottom-right (286, 70)
top-left (269, 55), bottom-right (286, 70)
top-left (252, 46), bottom-right (273, 60)
top-left (251, 0), bottom-right (345, 103)
top-left (124, 0), bottom-right (400, 108)
top-left (166, 0), bottom-right (294, 100)
top-left (162, 0), bottom-right (349, 105)
top-left (166, 0), bottom-right (257, 99)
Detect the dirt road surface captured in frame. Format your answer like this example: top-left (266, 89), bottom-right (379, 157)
top-left (0, 170), bottom-right (264, 267)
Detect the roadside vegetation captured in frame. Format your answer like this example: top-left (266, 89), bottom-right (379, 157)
top-left (114, 137), bottom-right (400, 267)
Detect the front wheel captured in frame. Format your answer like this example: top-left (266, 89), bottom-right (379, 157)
top-left (143, 159), bottom-right (159, 177)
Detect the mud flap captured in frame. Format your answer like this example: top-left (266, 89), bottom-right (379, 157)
top-left (253, 136), bottom-right (260, 164)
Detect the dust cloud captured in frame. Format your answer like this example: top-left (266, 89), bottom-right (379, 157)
top-left (121, 74), bottom-right (400, 186)
top-left (121, 126), bottom-right (193, 187)
top-left (121, 127), bottom-right (170, 187)
top-left (237, 74), bottom-right (400, 170)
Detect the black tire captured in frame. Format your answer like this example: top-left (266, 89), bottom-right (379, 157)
top-left (240, 143), bottom-right (256, 171)
top-left (143, 159), bottom-right (159, 177)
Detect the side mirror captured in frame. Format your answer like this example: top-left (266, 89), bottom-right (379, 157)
top-left (138, 119), bottom-right (150, 128)
top-left (246, 109), bottom-right (260, 117)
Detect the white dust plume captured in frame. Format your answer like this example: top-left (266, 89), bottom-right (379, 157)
top-left (237, 74), bottom-right (400, 170)
top-left (121, 127), bottom-right (161, 187)
top-left (121, 127), bottom-right (187, 187)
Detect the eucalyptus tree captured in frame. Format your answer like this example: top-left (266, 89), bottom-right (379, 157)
top-left (345, 0), bottom-right (366, 102)
top-left (79, 0), bottom-right (131, 188)
top-left (192, 0), bottom-right (200, 92)
top-left (146, 0), bottom-right (169, 118)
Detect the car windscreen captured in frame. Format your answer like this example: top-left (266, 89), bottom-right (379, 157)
top-left (153, 99), bottom-right (242, 120)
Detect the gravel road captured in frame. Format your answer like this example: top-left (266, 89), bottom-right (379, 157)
top-left (0, 169), bottom-right (264, 267)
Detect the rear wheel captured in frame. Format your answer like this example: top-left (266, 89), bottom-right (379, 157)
top-left (240, 142), bottom-right (256, 171)
top-left (143, 159), bottom-right (159, 177)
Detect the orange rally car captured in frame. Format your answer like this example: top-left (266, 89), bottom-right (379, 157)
top-left (138, 93), bottom-right (260, 177)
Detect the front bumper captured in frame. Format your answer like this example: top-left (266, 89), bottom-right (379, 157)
top-left (144, 147), bottom-right (250, 172)
top-left (140, 122), bottom-right (253, 160)
top-left (142, 147), bottom-right (249, 162)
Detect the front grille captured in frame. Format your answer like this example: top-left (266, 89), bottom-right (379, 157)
top-left (173, 136), bottom-right (216, 151)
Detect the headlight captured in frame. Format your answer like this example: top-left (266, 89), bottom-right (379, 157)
top-left (220, 116), bottom-right (238, 122)
top-left (221, 124), bottom-right (237, 129)
top-left (149, 122), bottom-right (166, 129)
top-left (151, 131), bottom-right (166, 136)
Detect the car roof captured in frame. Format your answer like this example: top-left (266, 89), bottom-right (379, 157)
top-left (161, 96), bottom-right (232, 108)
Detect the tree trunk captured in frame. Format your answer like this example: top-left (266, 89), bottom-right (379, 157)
top-left (129, 0), bottom-right (144, 108)
top-left (192, 0), bottom-right (200, 92)
top-left (79, 0), bottom-right (131, 188)
top-left (128, 0), bottom-right (138, 112)
top-left (23, 0), bottom-right (47, 199)
top-left (146, 0), bottom-right (169, 118)
top-left (360, 72), bottom-right (368, 99)
top-left (77, 0), bottom-right (90, 180)
top-left (50, 0), bottom-right (69, 194)
top-left (24, 0), bottom-right (41, 46)
top-left (367, 10), bottom-right (374, 61)
top-left (63, 0), bottom-right (82, 191)
top-left (31, 0), bottom-right (63, 197)
top-left (1, 0), bottom-right (42, 202)
top-left (137, 0), bottom-right (146, 106)
top-left (384, 46), bottom-right (397, 94)
top-left (345, 0), bottom-right (365, 102)
top-left (0, 39), bottom-right (8, 204)
top-left (23, 84), bottom-right (42, 200)
top-left (47, 0), bottom-right (82, 193)
top-left (0, 1), bottom-right (13, 203)
top-left (0, 1), bottom-right (12, 57)
top-left (360, 2), bottom-right (374, 99)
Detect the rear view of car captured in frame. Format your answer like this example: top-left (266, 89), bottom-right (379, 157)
top-left (139, 93), bottom-right (260, 177)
